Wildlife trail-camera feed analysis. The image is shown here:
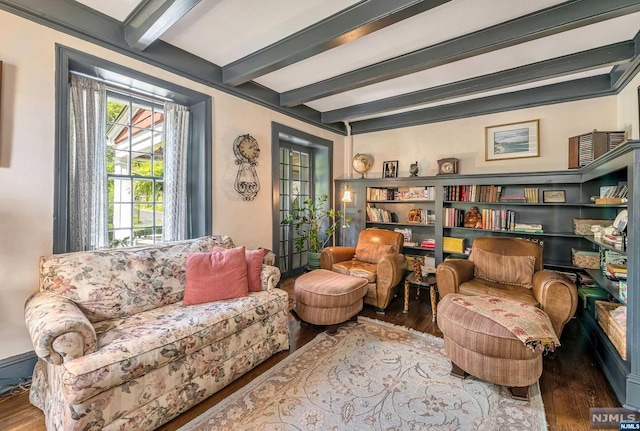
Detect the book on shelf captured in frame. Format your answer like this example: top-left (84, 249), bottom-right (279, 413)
top-left (599, 185), bottom-right (628, 199)
top-left (443, 207), bottom-right (464, 227)
top-left (605, 263), bottom-right (627, 280)
top-left (513, 222), bottom-right (543, 233)
top-left (366, 204), bottom-right (394, 222)
top-left (499, 195), bottom-right (527, 203)
top-left (443, 185), bottom-right (503, 202)
top-left (403, 241), bottom-right (418, 247)
top-left (442, 236), bottom-right (465, 254)
top-left (480, 208), bottom-right (517, 231)
top-left (367, 187), bottom-right (395, 201)
top-left (602, 234), bottom-right (625, 248)
top-left (420, 238), bottom-right (436, 249)
top-left (394, 227), bottom-right (412, 241)
top-left (619, 279), bottom-right (627, 302)
top-left (523, 188), bottom-right (539, 203)
top-left (389, 186), bottom-right (437, 201)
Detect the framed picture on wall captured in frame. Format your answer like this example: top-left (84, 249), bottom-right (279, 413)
top-left (485, 119), bottom-right (539, 161)
top-left (382, 160), bottom-right (398, 178)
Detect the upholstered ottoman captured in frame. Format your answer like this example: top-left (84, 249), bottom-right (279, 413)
top-left (437, 294), bottom-right (558, 400)
top-left (295, 269), bottom-right (368, 334)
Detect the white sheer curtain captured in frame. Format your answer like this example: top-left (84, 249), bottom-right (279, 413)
top-left (163, 102), bottom-right (190, 242)
top-left (69, 75), bottom-right (107, 251)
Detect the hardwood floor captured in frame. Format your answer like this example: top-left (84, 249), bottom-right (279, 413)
top-left (0, 277), bottom-right (619, 430)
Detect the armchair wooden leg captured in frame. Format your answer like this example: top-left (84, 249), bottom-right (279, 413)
top-left (508, 386), bottom-right (530, 401)
top-left (450, 362), bottom-right (468, 379)
top-left (375, 307), bottom-right (386, 314)
top-left (326, 324), bottom-right (338, 335)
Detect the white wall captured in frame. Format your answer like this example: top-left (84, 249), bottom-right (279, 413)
top-left (0, 10), bottom-right (344, 360)
top-left (351, 97), bottom-right (619, 177)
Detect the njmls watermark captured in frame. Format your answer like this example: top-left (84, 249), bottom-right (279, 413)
top-left (590, 408), bottom-right (639, 429)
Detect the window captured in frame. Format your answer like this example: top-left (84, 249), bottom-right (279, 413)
top-left (54, 46), bottom-right (212, 253)
top-left (107, 92), bottom-right (165, 247)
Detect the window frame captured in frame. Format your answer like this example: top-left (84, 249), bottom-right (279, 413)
top-left (54, 45), bottom-right (212, 253)
top-left (106, 90), bottom-right (166, 246)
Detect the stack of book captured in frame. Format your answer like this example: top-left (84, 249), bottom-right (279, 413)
top-left (523, 188), bottom-right (539, 203)
top-left (499, 195), bottom-right (527, 203)
top-left (442, 236), bottom-right (465, 254)
top-left (420, 238), bottom-right (436, 249)
top-left (602, 233), bottom-right (625, 249)
top-left (513, 222), bottom-right (543, 233)
top-left (605, 263), bottom-right (627, 280)
top-left (394, 228), bottom-right (412, 244)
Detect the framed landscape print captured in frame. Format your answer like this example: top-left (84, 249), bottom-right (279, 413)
top-left (485, 119), bottom-right (539, 161)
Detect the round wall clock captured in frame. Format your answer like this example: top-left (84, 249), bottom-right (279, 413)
top-left (233, 134), bottom-right (260, 201)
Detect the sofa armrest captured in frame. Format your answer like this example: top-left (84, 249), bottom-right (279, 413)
top-left (435, 259), bottom-right (475, 297)
top-left (376, 253), bottom-right (406, 290)
top-left (24, 292), bottom-right (97, 365)
top-left (532, 270), bottom-right (578, 338)
top-left (260, 264), bottom-right (281, 290)
top-left (320, 247), bottom-right (356, 269)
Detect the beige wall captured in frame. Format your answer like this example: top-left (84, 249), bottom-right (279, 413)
top-left (0, 9), bottom-right (638, 361)
top-left (350, 97), bottom-right (619, 177)
top-left (0, 10), bottom-right (344, 359)
top-left (617, 70), bottom-right (640, 140)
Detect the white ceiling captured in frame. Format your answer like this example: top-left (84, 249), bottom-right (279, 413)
top-left (71, 0), bottom-right (640, 132)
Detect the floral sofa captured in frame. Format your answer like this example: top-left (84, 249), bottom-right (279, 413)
top-left (24, 236), bottom-right (289, 431)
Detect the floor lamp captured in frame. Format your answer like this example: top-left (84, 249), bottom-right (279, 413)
top-left (341, 184), bottom-right (352, 246)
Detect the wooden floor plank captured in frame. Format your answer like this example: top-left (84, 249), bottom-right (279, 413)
top-left (0, 276), bottom-right (619, 430)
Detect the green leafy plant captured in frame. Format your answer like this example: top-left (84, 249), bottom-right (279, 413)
top-left (281, 194), bottom-right (349, 253)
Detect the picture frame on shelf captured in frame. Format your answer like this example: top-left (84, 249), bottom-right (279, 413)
top-left (382, 160), bottom-right (398, 178)
top-left (543, 190), bottom-right (566, 203)
top-left (485, 119), bottom-right (539, 161)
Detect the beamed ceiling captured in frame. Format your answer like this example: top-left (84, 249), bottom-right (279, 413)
top-left (2, 0), bottom-right (640, 135)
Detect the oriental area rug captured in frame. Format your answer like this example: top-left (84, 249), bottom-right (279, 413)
top-left (180, 318), bottom-right (547, 431)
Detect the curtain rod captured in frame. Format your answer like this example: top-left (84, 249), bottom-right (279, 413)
top-left (68, 71), bottom-right (173, 105)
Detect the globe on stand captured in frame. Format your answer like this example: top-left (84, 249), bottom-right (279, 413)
top-left (352, 153), bottom-right (374, 178)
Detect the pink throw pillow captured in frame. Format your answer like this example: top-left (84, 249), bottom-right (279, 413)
top-left (183, 246), bottom-right (248, 305)
top-left (246, 249), bottom-right (267, 292)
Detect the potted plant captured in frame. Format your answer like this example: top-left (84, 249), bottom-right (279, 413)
top-left (281, 194), bottom-right (349, 269)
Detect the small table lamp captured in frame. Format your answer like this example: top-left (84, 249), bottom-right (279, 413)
top-left (341, 185), bottom-right (352, 245)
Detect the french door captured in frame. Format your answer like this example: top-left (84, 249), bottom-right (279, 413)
top-left (279, 144), bottom-right (313, 277)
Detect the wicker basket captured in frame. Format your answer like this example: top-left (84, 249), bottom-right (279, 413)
top-left (595, 301), bottom-right (627, 360)
top-left (571, 248), bottom-right (600, 269)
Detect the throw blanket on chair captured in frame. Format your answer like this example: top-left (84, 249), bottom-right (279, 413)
top-left (451, 295), bottom-right (560, 352)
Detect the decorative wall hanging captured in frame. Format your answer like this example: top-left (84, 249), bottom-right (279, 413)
top-left (233, 134), bottom-right (260, 201)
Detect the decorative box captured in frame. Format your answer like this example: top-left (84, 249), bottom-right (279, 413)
top-left (572, 219), bottom-right (613, 235)
top-left (571, 248), bottom-right (600, 269)
top-left (595, 301), bottom-right (627, 360)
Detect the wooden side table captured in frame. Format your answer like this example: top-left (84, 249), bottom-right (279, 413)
top-left (403, 272), bottom-right (438, 321)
